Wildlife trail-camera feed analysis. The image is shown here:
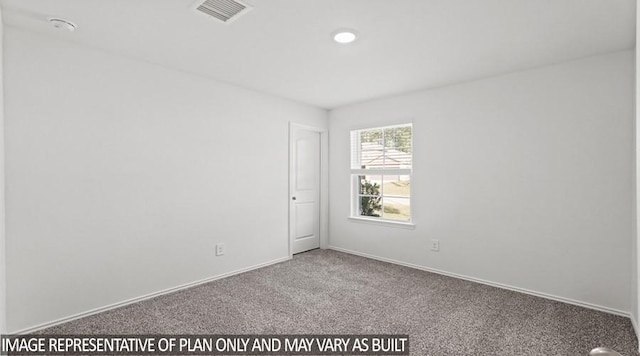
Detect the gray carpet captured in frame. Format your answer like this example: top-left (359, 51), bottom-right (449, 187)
top-left (38, 249), bottom-right (638, 355)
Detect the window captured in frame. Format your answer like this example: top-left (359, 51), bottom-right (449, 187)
top-left (350, 123), bottom-right (412, 223)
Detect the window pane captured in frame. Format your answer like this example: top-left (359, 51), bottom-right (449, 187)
top-left (358, 175), bottom-right (381, 195)
top-left (359, 129), bottom-right (383, 169)
top-left (383, 126), bottom-right (412, 153)
top-left (382, 175), bottom-right (410, 197)
top-left (360, 196), bottom-right (382, 217)
top-left (358, 175), bottom-right (382, 217)
top-left (384, 126), bottom-right (412, 169)
top-left (382, 197), bottom-right (411, 221)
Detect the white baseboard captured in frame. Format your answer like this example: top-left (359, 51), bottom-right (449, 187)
top-left (328, 246), bottom-right (630, 318)
top-left (11, 256), bottom-right (292, 335)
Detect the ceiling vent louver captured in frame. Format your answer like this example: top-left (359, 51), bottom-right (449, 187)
top-left (194, 0), bottom-right (252, 24)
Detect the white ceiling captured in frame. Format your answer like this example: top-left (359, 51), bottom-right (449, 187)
top-left (0, 0), bottom-right (636, 109)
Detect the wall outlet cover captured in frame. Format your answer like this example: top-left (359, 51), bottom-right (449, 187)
top-left (215, 243), bottom-right (225, 256)
top-left (431, 239), bottom-right (440, 252)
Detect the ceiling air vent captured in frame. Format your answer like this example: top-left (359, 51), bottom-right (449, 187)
top-left (194, 0), bottom-right (252, 24)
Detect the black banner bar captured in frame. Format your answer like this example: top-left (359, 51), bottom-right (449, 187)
top-left (1, 334), bottom-right (409, 355)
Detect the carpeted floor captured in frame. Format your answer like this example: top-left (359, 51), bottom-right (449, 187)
top-left (38, 249), bottom-right (638, 355)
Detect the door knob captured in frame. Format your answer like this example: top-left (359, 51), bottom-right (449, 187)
top-left (292, 196), bottom-right (297, 200)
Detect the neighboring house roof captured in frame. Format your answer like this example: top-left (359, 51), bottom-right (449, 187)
top-left (360, 142), bottom-right (411, 169)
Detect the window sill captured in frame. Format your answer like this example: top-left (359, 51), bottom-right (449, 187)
top-left (348, 216), bottom-right (415, 229)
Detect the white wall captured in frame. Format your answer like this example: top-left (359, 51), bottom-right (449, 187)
top-left (329, 51), bottom-right (634, 313)
top-left (633, 0), bottom-right (640, 341)
top-left (0, 6), bottom-right (6, 335)
top-left (4, 27), bottom-right (327, 332)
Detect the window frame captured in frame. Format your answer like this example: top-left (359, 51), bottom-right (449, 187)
top-left (349, 123), bottom-right (414, 227)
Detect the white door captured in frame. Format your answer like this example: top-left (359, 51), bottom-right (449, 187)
top-left (290, 127), bottom-right (321, 254)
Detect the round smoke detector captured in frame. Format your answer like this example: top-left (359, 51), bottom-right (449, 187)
top-left (48, 18), bottom-right (77, 32)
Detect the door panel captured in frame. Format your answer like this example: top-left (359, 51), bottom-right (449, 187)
top-left (290, 127), bottom-right (320, 254)
top-left (295, 202), bottom-right (315, 238)
top-left (296, 140), bottom-right (314, 191)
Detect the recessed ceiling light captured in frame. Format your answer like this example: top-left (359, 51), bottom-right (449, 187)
top-left (332, 30), bottom-right (358, 44)
top-left (48, 18), bottom-right (77, 32)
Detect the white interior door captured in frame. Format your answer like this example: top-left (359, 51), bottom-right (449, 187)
top-left (290, 126), bottom-right (321, 254)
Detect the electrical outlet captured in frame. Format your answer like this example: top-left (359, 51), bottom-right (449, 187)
top-left (215, 243), bottom-right (225, 256)
top-left (431, 239), bottom-right (440, 252)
